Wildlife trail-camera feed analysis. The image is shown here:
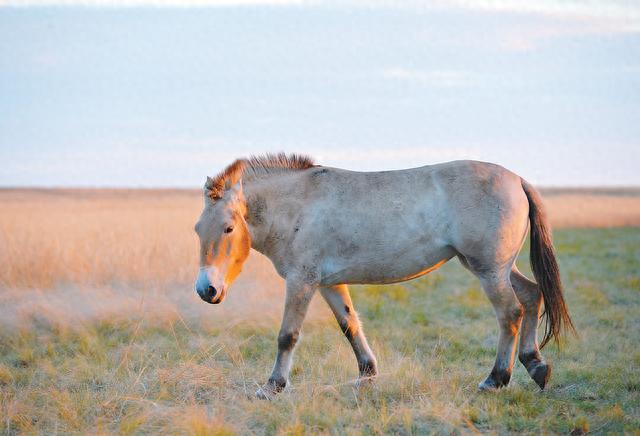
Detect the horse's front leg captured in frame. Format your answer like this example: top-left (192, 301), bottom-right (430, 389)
top-left (256, 277), bottom-right (317, 400)
top-left (320, 285), bottom-right (378, 385)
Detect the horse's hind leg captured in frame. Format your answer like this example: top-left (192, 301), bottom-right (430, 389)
top-left (511, 267), bottom-right (551, 389)
top-left (320, 285), bottom-right (378, 384)
top-left (460, 256), bottom-right (524, 390)
top-left (478, 272), bottom-right (524, 390)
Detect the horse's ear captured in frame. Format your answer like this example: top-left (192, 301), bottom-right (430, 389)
top-left (223, 178), bottom-right (232, 191)
top-left (225, 178), bottom-right (243, 197)
top-left (205, 176), bottom-right (214, 190)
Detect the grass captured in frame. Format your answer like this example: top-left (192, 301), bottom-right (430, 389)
top-left (0, 190), bottom-right (639, 434)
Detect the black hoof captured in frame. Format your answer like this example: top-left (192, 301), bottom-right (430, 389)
top-left (478, 368), bottom-right (511, 391)
top-left (520, 351), bottom-right (551, 390)
top-left (531, 361), bottom-right (551, 390)
top-left (256, 376), bottom-right (287, 400)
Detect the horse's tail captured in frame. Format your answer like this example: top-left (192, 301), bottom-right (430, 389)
top-left (521, 179), bottom-right (576, 348)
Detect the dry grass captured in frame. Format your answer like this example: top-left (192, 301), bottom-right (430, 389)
top-left (541, 188), bottom-right (640, 228)
top-left (1, 188), bottom-right (638, 291)
top-left (0, 188), bottom-right (639, 434)
top-left (0, 189), bottom-right (199, 289)
top-left (0, 189), bottom-right (332, 333)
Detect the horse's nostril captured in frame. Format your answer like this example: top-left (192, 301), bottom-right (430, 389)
top-left (208, 286), bottom-right (217, 298)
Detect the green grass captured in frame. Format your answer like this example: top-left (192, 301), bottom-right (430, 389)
top-left (1, 228), bottom-right (639, 434)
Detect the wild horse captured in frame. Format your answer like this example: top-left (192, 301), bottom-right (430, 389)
top-left (194, 153), bottom-right (574, 399)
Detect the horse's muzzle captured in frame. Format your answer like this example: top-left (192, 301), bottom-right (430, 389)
top-left (195, 269), bottom-right (225, 304)
top-left (197, 285), bottom-right (223, 304)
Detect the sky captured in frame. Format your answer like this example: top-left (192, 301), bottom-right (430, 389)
top-left (1, 0), bottom-right (639, 187)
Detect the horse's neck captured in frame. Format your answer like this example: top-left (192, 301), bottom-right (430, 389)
top-left (243, 177), bottom-right (281, 255)
top-left (243, 173), bottom-right (302, 260)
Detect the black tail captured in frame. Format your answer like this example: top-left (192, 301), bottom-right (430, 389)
top-left (521, 179), bottom-right (576, 348)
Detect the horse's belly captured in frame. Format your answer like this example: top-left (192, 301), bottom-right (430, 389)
top-left (319, 245), bottom-right (455, 286)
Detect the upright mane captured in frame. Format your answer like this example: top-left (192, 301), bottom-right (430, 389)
top-left (205, 153), bottom-right (315, 199)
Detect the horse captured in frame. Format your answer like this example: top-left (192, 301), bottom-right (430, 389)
top-left (193, 153), bottom-right (575, 400)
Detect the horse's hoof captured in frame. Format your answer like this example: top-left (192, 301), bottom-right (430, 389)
top-left (478, 371), bottom-right (510, 391)
top-left (255, 386), bottom-right (276, 400)
top-left (477, 378), bottom-right (499, 391)
top-left (520, 352), bottom-right (552, 390)
top-left (530, 361), bottom-right (551, 390)
top-left (255, 378), bottom-right (286, 400)
top-left (354, 375), bottom-right (376, 390)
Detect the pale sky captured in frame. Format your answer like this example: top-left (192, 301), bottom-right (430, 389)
top-left (1, 0), bottom-right (639, 187)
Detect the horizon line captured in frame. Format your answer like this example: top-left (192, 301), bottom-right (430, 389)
top-left (2, 185), bottom-right (640, 191)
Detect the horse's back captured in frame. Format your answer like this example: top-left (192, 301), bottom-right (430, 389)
top-left (293, 160), bottom-right (528, 285)
top-left (303, 160), bottom-right (525, 213)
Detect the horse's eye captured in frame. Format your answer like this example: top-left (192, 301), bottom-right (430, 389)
top-left (224, 226), bottom-right (234, 234)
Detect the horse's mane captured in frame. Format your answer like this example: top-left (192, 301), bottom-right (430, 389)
top-left (205, 153), bottom-right (315, 199)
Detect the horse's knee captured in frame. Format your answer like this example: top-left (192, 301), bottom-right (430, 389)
top-left (499, 302), bottom-right (524, 334)
top-left (511, 303), bottom-right (524, 322)
top-left (511, 272), bottom-right (542, 309)
top-left (278, 331), bottom-right (299, 351)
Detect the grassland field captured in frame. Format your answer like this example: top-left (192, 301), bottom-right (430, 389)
top-left (0, 188), bottom-right (639, 434)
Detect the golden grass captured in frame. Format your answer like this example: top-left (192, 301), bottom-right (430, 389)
top-left (1, 188), bottom-right (638, 291)
top-left (0, 189), bottom-right (200, 289)
top-left (542, 188), bottom-right (640, 228)
top-left (0, 188), bottom-right (331, 337)
top-left (0, 188), bottom-right (639, 433)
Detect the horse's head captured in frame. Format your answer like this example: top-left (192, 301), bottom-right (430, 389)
top-left (194, 176), bottom-right (251, 304)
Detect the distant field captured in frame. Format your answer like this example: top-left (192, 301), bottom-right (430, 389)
top-left (540, 188), bottom-right (640, 228)
top-left (0, 188), bottom-right (638, 433)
